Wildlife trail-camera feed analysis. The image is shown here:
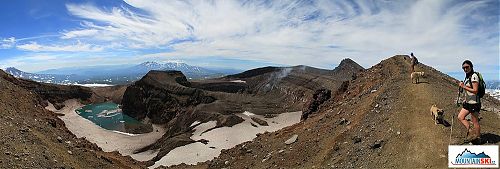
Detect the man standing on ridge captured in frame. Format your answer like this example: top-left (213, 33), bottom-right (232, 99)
top-left (410, 52), bottom-right (418, 72)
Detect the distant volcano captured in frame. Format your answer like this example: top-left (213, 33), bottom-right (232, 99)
top-left (3, 61), bottom-right (229, 85)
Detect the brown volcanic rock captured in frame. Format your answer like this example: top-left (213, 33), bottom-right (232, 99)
top-left (332, 58), bottom-right (365, 81)
top-left (122, 70), bottom-right (216, 124)
top-left (225, 66), bottom-right (282, 79)
top-left (219, 64), bottom-right (359, 108)
top-left (121, 70), bottom-right (247, 162)
top-left (301, 88), bottom-right (332, 120)
top-left (0, 69), bottom-right (145, 168)
top-left (122, 65), bottom-right (357, 125)
top-left (177, 55), bottom-right (499, 169)
top-left (90, 85), bottom-right (128, 104)
top-left (0, 69), bottom-right (93, 108)
top-left (190, 81), bottom-right (248, 93)
top-left (251, 117), bottom-right (269, 126)
top-left (123, 59), bottom-right (365, 166)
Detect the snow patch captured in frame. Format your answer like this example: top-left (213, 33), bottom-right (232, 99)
top-left (151, 111), bottom-right (301, 168)
top-left (111, 130), bottom-right (139, 136)
top-left (486, 89), bottom-right (500, 100)
top-left (75, 83), bottom-right (114, 87)
top-left (190, 121), bottom-right (201, 127)
top-left (242, 111), bottom-right (255, 116)
top-left (192, 121), bottom-right (217, 137)
top-left (47, 100), bottom-right (165, 162)
top-left (230, 80), bottom-right (246, 83)
top-left (96, 109), bottom-right (121, 118)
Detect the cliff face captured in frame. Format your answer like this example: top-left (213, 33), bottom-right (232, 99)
top-left (121, 60), bottom-right (365, 164)
top-left (0, 69), bottom-right (145, 168)
top-left (90, 85), bottom-right (128, 104)
top-left (122, 70), bottom-right (216, 124)
top-left (301, 89), bottom-right (332, 120)
top-left (121, 71), bottom-right (247, 161)
top-left (217, 62), bottom-right (364, 110)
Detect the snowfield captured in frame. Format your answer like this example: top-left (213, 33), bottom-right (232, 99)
top-left (76, 83), bottom-right (114, 87)
top-left (486, 89), bottom-right (500, 100)
top-left (151, 111), bottom-right (301, 168)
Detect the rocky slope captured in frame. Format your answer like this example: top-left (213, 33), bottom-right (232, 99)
top-left (0, 70), bottom-right (94, 109)
top-left (331, 58), bottom-right (365, 81)
top-left (121, 60), bottom-right (364, 165)
top-left (0, 69), bottom-right (146, 168)
top-left (90, 85), bottom-right (129, 104)
top-left (164, 55), bottom-right (500, 169)
top-left (122, 70), bottom-right (216, 124)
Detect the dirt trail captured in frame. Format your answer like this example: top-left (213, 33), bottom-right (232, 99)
top-left (161, 56), bottom-right (500, 169)
top-left (381, 59), bottom-right (498, 168)
top-left (392, 77), bottom-right (450, 168)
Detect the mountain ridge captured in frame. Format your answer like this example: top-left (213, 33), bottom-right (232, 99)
top-left (1, 55), bottom-right (498, 169)
top-left (119, 58), bottom-right (365, 166)
top-left (4, 61), bottom-right (230, 85)
top-left (164, 55), bottom-right (500, 169)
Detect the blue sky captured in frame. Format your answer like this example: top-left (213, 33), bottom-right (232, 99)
top-left (0, 0), bottom-right (498, 81)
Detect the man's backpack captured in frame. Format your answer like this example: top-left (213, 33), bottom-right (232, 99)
top-left (468, 72), bottom-right (486, 98)
top-left (411, 56), bottom-right (419, 65)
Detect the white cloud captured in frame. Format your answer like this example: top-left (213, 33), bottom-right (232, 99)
top-left (1, 37), bottom-right (16, 49)
top-left (65, 3), bottom-right (186, 48)
top-left (16, 41), bottom-right (103, 52)
top-left (57, 0), bottom-right (497, 74)
top-left (3, 37), bottom-right (15, 43)
top-left (0, 54), bottom-right (59, 71)
top-left (0, 53), bottom-right (132, 72)
top-left (61, 29), bottom-right (99, 39)
top-left (2, 0), bottom-right (497, 80)
top-left (24, 55), bottom-right (57, 61)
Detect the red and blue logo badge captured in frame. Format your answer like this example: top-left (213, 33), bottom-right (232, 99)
top-left (449, 145), bottom-right (498, 168)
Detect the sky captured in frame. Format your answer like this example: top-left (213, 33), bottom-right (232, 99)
top-left (0, 0), bottom-right (498, 81)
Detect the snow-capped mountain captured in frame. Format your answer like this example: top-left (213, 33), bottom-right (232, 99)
top-left (5, 67), bottom-right (78, 84)
top-left (128, 61), bottom-right (221, 79)
top-left (6, 67), bottom-right (35, 79)
top-left (132, 61), bottom-right (206, 73)
top-left (4, 61), bottom-right (237, 85)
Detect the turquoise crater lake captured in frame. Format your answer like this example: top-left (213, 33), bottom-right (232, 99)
top-left (75, 102), bottom-right (152, 134)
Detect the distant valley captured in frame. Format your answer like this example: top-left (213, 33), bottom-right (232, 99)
top-left (5, 61), bottom-right (242, 85)
top-left (486, 80), bottom-right (500, 89)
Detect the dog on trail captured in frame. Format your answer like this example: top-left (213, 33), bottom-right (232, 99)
top-left (430, 105), bottom-right (444, 125)
top-left (411, 72), bottom-right (425, 84)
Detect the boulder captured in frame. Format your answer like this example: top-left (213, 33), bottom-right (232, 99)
top-left (301, 89), bottom-right (331, 120)
top-left (285, 134), bottom-right (299, 145)
top-left (251, 117), bottom-right (269, 126)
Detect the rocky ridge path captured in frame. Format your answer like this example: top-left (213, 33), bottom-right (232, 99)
top-left (163, 55), bottom-right (500, 169)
